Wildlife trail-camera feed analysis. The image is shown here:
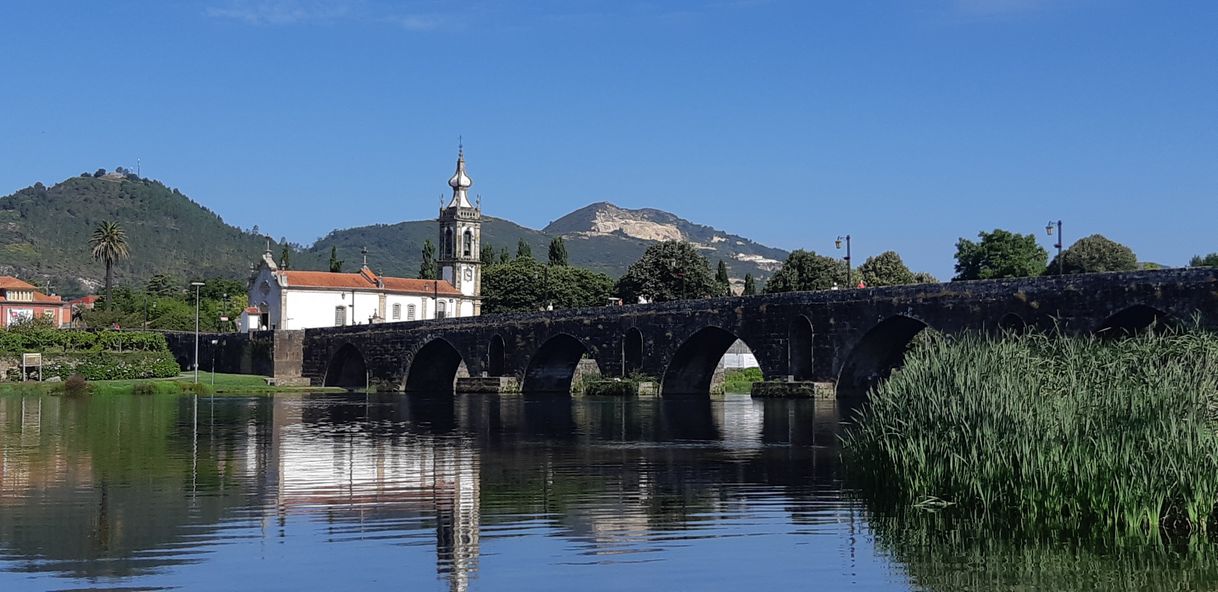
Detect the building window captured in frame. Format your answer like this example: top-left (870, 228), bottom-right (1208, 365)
top-left (444, 227), bottom-right (454, 257)
top-left (463, 230), bottom-right (473, 257)
top-left (437, 300), bottom-right (446, 319)
top-left (392, 303), bottom-right (401, 320)
top-left (335, 306), bottom-right (346, 327)
top-left (407, 304), bottom-right (416, 320)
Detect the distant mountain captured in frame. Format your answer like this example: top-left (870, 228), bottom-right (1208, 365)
top-left (0, 174), bottom-right (788, 296)
top-left (0, 174), bottom-right (269, 296)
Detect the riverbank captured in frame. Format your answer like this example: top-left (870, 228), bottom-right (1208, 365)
top-left (0, 372), bottom-right (347, 396)
top-left (842, 328), bottom-right (1218, 534)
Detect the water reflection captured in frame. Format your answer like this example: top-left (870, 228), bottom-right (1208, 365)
top-left (1, 392), bottom-right (1216, 591)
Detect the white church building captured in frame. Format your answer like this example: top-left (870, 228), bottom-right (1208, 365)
top-left (243, 148), bottom-right (484, 331)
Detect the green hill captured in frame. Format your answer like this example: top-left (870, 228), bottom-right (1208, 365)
top-left (0, 174), bottom-right (269, 296)
top-left (0, 173), bottom-right (788, 296)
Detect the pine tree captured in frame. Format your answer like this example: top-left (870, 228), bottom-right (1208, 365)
top-left (516, 239), bottom-right (533, 260)
top-left (480, 244), bottom-right (496, 265)
top-left (419, 239), bottom-right (437, 279)
top-left (715, 260), bottom-right (731, 295)
top-left (743, 273), bottom-right (756, 296)
top-left (548, 236), bottom-right (569, 266)
top-left (328, 245), bottom-right (344, 273)
top-left (498, 248), bottom-right (510, 264)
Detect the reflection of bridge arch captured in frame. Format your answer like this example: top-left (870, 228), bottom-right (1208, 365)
top-left (324, 343), bottom-right (367, 389)
top-left (405, 339), bottom-right (466, 394)
top-left (1096, 304), bottom-right (1173, 338)
top-left (522, 334), bottom-right (594, 395)
top-left (837, 315), bottom-right (929, 398)
top-left (662, 326), bottom-right (763, 396)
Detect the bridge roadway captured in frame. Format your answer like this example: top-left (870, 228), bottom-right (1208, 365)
top-left (301, 268), bottom-right (1218, 396)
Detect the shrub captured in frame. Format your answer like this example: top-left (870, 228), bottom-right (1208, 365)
top-left (61, 374), bottom-right (90, 397)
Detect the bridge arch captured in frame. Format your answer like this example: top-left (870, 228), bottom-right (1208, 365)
top-left (404, 338), bottom-right (466, 394)
top-left (623, 327), bottom-right (644, 374)
top-left (324, 343), bottom-right (368, 389)
top-left (998, 312), bottom-right (1027, 334)
top-left (662, 326), bottom-right (764, 396)
top-left (837, 315), bottom-right (930, 398)
top-left (487, 334), bottom-right (506, 377)
top-left (789, 314), bottom-right (814, 380)
top-left (1096, 304), bottom-right (1173, 338)
top-left (523, 333), bottom-right (597, 395)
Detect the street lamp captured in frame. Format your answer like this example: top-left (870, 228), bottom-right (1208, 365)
top-left (191, 281), bottom-right (205, 384)
top-left (1045, 220), bottom-right (1062, 275)
top-left (836, 235), bottom-right (853, 287)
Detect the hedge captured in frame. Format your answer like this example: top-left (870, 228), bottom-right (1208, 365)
top-left (0, 329), bottom-right (168, 354)
top-left (34, 351), bottom-right (181, 381)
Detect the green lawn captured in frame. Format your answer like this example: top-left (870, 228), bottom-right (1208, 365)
top-left (0, 372), bottom-right (343, 396)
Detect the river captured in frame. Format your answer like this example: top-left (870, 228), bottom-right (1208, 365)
top-left (0, 392), bottom-right (1213, 591)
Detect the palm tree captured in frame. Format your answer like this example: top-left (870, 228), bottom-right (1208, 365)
top-left (89, 221), bottom-right (129, 307)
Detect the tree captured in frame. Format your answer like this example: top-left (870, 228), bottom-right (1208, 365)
top-left (764, 250), bottom-right (846, 293)
top-left (742, 273), bottom-right (757, 296)
top-left (480, 244), bottom-right (496, 265)
top-left (418, 240), bottom-right (436, 279)
top-left (715, 260), bottom-right (731, 295)
top-left (93, 168), bottom-right (106, 177)
top-left (481, 258), bottom-right (544, 313)
top-left (145, 274), bottom-right (178, 297)
top-left (548, 236), bottom-right (569, 266)
top-left (328, 245), bottom-right (344, 273)
top-left (953, 229), bottom-right (1047, 281)
top-left (498, 247), bottom-right (510, 264)
top-left (547, 265), bottom-right (614, 309)
top-left (912, 271), bottom-right (939, 284)
top-left (1189, 253), bottom-right (1218, 268)
top-left (858, 251), bottom-right (916, 287)
top-left (280, 243), bottom-right (292, 270)
top-left (516, 239), bottom-right (533, 260)
top-left (1045, 234), bottom-right (1138, 275)
top-left (89, 221), bottom-right (129, 307)
top-left (615, 241), bottom-right (719, 303)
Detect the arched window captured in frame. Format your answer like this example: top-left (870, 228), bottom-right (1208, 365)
top-left (444, 228), bottom-right (454, 256)
top-left (392, 303), bottom-right (401, 320)
top-left (407, 304), bottom-right (417, 321)
top-left (463, 230), bottom-right (473, 257)
top-left (437, 300), bottom-right (447, 319)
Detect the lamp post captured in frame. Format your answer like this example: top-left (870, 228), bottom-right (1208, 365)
top-left (835, 235), bottom-right (853, 287)
top-left (190, 281), bottom-right (205, 384)
top-left (1045, 220), bottom-right (1062, 274)
top-left (210, 338), bottom-right (218, 386)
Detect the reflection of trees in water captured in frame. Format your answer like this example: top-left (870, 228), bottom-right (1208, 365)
top-left (0, 394), bottom-right (270, 579)
top-left (871, 512), bottom-right (1218, 591)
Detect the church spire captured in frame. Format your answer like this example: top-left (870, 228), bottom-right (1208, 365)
top-left (447, 141), bottom-right (473, 209)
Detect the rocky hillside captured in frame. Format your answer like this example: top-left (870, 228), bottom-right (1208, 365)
top-left (0, 174), bottom-right (789, 295)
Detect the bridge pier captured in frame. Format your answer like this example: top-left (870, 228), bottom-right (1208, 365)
top-left (456, 376), bottom-right (520, 395)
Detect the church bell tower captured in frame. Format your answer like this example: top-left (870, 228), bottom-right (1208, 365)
top-left (438, 144), bottom-right (482, 315)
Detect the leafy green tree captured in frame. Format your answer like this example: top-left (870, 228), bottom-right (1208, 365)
top-left (418, 240), bottom-right (436, 279)
top-left (859, 251), bottom-right (916, 287)
top-left (498, 247), bottom-right (510, 264)
top-left (547, 265), bottom-right (614, 309)
top-left (715, 260), bottom-right (731, 295)
top-left (1045, 234), bottom-right (1138, 275)
top-left (548, 236), bottom-right (569, 266)
top-left (516, 239), bottom-right (533, 260)
top-left (912, 271), bottom-right (939, 284)
top-left (89, 221), bottom-right (129, 307)
top-left (953, 229), bottom-right (1047, 281)
top-left (145, 274), bottom-right (179, 297)
top-left (743, 273), bottom-right (757, 296)
top-left (480, 244), bottom-right (496, 265)
top-left (328, 245), bottom-right (344, 273)
top-left (615, 241), bottom-right (719, 303)
top-left (1189, 253), bottom-right (1218, 267)
top-left (764, 250), bottom-right (846, 293)
top-left (482, 258), bottom-right (614, 313)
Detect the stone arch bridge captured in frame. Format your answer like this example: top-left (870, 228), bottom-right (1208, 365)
top-left (301, 269), bottom-right (1218, 397)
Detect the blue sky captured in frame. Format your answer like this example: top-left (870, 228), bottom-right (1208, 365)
top-left (1, 0), bottom-right (1215, 278)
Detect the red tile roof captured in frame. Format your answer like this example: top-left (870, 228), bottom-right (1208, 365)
top-left (278, 267), bottom-right (461, 296)
top-left (0, 276), bottom-right (64, 303)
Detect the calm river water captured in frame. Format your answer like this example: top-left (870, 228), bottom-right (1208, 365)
top-left (0, 392), bottom-right (1215, 591)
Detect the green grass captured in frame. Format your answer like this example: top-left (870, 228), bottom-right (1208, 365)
top-left (723, 367), bottom-right (763, 393)
top-left (842, 328), bottom-right (1218, 535)
top-left (0, 372), bottom-right (342, 396)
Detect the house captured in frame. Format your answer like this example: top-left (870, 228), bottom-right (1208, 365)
top-left (0, 277), bottom-right (71, 328)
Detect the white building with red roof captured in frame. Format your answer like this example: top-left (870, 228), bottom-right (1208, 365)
top-left (0, 276), bottom-right (71, 328)
top-left (244, 148), bottom-right (483, 331)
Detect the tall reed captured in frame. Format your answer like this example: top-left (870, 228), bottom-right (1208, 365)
top-left (841, 328), bottom-right (1218, 534)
